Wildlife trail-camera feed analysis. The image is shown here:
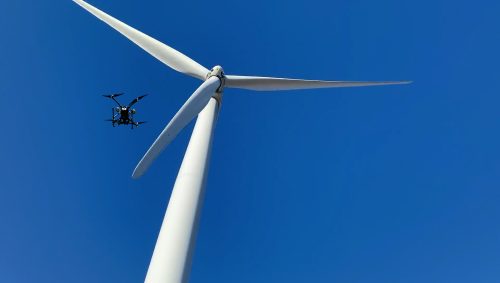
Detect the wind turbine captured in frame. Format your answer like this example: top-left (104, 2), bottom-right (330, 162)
top-left (73, 1), bottom-right (410, 282)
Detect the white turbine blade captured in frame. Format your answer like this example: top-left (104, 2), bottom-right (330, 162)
top-left (132, 77), bottom-right (221, 178)
top-left (225, 75), bottom-right (411, 91)
top-left (73, 0), bottom-right (209, 80)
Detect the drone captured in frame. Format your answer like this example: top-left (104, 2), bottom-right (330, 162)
top-left (104, 93), bottom-right (147, 129)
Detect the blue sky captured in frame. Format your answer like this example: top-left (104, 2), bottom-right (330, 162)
top-left (1, 0), bottom-right (499, 282)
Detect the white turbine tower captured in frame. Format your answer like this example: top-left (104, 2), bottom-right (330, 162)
top-left (74, 1), bottom-right (410, 282)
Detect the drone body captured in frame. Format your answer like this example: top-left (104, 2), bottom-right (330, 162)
top-left (104, 93), bottom-right (147, 129)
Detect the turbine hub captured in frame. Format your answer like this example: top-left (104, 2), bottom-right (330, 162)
top-left (206, 66), bottom-right (225, 103)
top-left (206, 65), bottom-right (225, 81)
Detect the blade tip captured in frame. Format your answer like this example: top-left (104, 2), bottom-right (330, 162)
top-left (131, 165), bottom-right (144, 179)
top-left (131, 170), bottom-right (142, 179)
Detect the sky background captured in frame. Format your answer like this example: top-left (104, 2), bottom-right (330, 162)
top-left (1, 0), bottom-right (499, 282)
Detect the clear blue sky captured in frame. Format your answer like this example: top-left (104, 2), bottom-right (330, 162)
top-left (1, 0), bottom-right (499, 282)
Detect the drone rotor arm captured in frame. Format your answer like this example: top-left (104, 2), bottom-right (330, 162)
top-left (111, 96), bottom-right (122, 107)
top-left (127, 94), bottom-right (148, 108)
top-left (103, 94), bottom-right (123, 107)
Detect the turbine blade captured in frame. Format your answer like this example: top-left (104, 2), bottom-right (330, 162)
top-left (225, 75), bottom-right (411, 91)
top-left (73, 0), bottom-right (209, 80)
top-left (132, 77), bottom-right (221, 178)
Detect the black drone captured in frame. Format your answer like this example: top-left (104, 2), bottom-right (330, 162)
top-left (104, 93), bottom-right (147, 129)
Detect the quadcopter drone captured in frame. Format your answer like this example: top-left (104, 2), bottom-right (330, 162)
top-left (104, 93), bottom-right (147, 129)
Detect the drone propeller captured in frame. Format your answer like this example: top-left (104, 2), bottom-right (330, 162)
top-left (128, 94), bottom-right (148, 108)
top-left (105, 118), bottom-right (116, 127)
top-left (102, 93), bottom-right (124, 98)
